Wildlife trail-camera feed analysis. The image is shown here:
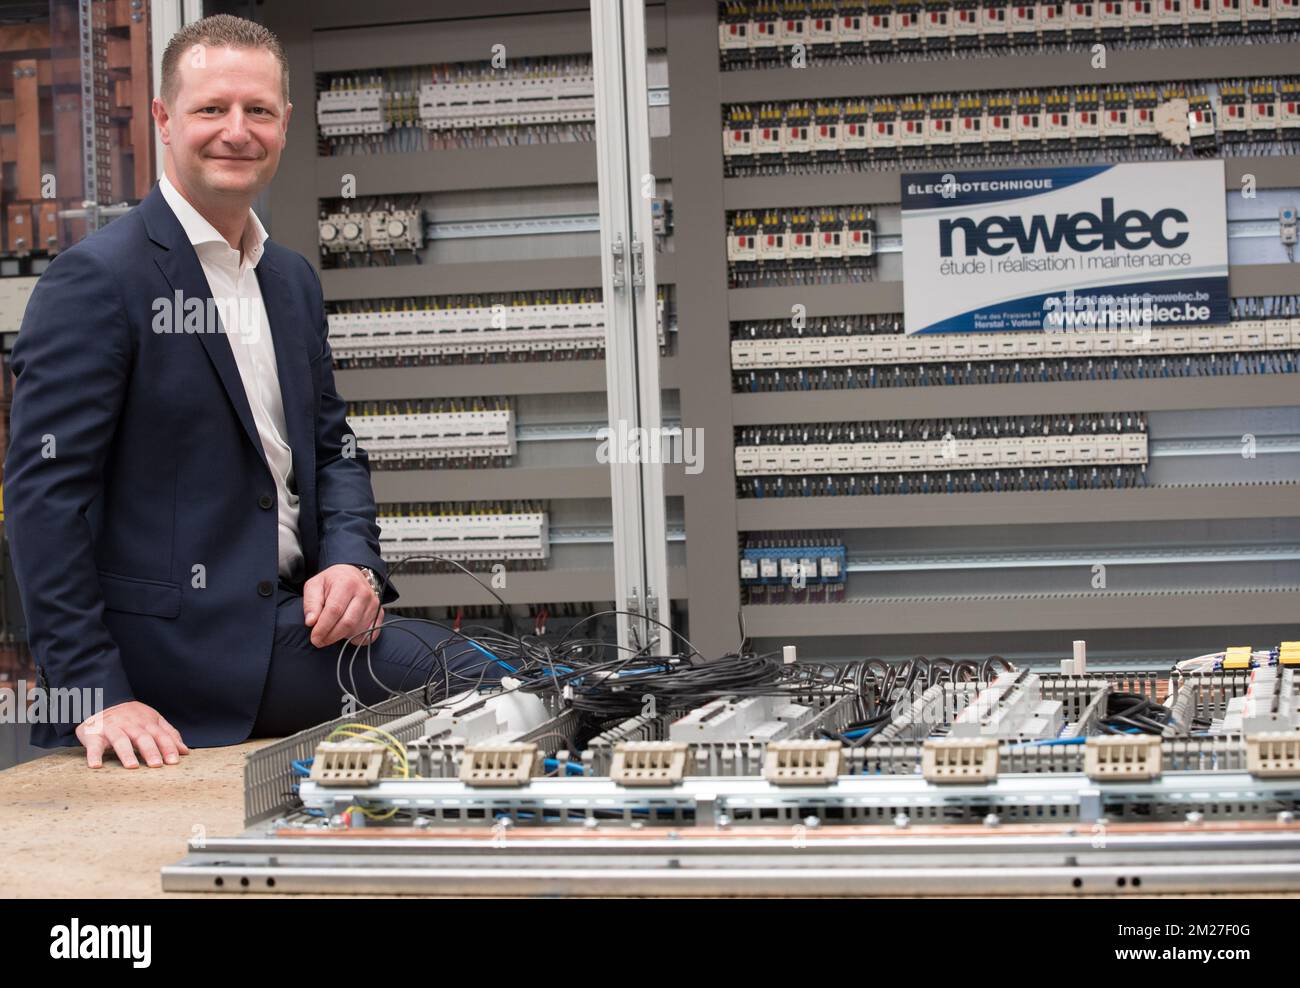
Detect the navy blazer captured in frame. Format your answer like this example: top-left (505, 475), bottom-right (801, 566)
top-left (4, 183), bottom-right (398, 748)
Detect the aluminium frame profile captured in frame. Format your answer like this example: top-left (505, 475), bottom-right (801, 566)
top-left (591, 0), bottom-right (671, 656)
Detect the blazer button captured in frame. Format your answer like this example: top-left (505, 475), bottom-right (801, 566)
top-left (257, 580), bottom-right (274, 597)
top-left (258, 493), bottom-right (274, 509)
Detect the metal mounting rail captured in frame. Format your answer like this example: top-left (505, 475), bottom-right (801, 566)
top-left (162, 819), bottom-right (1300, 896)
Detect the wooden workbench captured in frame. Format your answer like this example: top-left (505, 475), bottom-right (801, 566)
top-left (0, 742), bottom-right (272, 898)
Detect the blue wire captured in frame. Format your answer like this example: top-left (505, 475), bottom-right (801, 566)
top-left (842, 727), bottom-right (873, 739)
top-left (291, 758), bottom-right (313, 777)
top-left (543, 758), bottom-right (586, 776)
top-left (1013, 736), bottom-right (1087, 748)
top-left (462, 637), bottom-right (515, 673)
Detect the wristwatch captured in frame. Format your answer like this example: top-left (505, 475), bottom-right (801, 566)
top-left (355, 565), bottom-right (383, 599)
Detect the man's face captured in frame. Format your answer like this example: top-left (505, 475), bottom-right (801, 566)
top-left (153, 44), bottom-right (291, 201)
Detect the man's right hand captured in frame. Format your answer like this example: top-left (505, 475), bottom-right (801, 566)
top-left (75, 701), bottom-right (191, 769)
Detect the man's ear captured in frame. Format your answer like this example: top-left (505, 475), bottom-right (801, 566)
top-left (151, 96), bottom-right (171, 145)
top-left (282, 100), bottom-right (293, 141)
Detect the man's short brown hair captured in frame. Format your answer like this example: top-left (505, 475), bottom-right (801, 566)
top-left (160, 14), bottom-right (289, 107)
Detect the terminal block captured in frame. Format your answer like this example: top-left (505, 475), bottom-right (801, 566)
top-left (670, 695), bottom-right (822, 743)
top-left (309, 741), bottom-right (391, 787)
top-left (424, 688), bottom-right (552, 748)
top-left (459, 743), bottom-right (542, 787)
top-left (921, 737), bottom-right (1000, 783)
top-left (951, 670), bottom-right (1064, 740)
top-left (762, 740), bottom-right (843, 785)
top-left (1225, 666), bottom-right (1298, 734)
top-left (610, 742), bottom-right (691, 786)
top-left (1084, 734), bottom-right (1163, 781)
top-left (1245, 732), bottom-right (1300, 778)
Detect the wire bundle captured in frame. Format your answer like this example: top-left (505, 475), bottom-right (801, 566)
top-left (333, 559), bottom-right (1024, 757)
top-left (1099, 692), bottom-right (1174, 735)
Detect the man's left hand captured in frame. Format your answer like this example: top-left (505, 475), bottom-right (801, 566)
top-left (303, 564), bottom-right (384, 648)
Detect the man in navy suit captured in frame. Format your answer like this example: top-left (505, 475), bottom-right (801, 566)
top-left (3, 15), bottom-right (489, 768)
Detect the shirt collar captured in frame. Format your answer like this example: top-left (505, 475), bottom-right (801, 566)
top-left (158, 174), bottom-right (268, 269)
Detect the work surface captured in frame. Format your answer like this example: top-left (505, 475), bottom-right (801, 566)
top-left (1, 741), bottom-right (273, 899)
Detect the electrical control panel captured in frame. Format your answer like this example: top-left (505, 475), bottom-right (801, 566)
top-left (183, 2), bottom-right (1300, 897)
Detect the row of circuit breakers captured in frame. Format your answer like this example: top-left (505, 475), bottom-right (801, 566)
top-left (347, 402), bottom-right (1144, 472)
top-left (327, 292), bottom-right (669, 367)
top-left (346, 399), bottom-right (513, 468)
top-left (730, 299), bottom-right (1300, 371)
top-left (723, 78), bottom-right (1300, 173)
top-left (316, 58), bottom-right (596, 139)
top-left (314, 53), bottom-right (666, 150)
top-left (732, 299), bottom-right (1300, 389)
top-left (734, 412), bottom-right (1149, 492)
top-left (733, 415), bottom-right (1150, 480)
top-left (723, 200), bottom-right (1293, 285)
top-left (376, 502), bottom-right (549, 570)
top-left (718, 0), bottom-right (1300, 61)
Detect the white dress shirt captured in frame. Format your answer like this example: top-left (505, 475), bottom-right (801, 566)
top-left (158, 175), bottom-right (305, 579)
